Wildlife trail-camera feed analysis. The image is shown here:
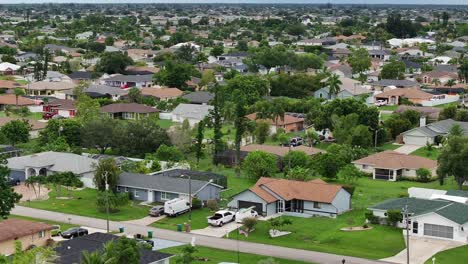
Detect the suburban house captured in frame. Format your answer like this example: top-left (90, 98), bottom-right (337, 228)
top-left (0, 117), bottom-right (46, 138)
top-left (181, 91), bottom-right (214, 105)
top-left (401, 119), bottom-right (468, 146)
top-left (141, 87), bottom-right (184, 101)
top-left (0, 80), bottom-right (25, 93)
top-left (0, 62), bottom-right (21, 75)
top-left (246, 113), bottom-right (305, 133)
top-left (314, 77), bottom-right (371, 101)
top-left (26, 81), bottom-right (76, 98)
top-left (55, 233), bottom-right (173, 264)
top-left (84, 84), bottom-right (128, 101)
top-left (371, 79), bottom-right (419, 90)
top-left (228, 177), bottom-right (351, 217)
top-left (0, 94), bottom-right (36, 111)
top-left (117, 171), bottom-right (223, 203)
top-left (170, 103), bottom-right (213, 126)
top-left (352, 150), bottom-right (437, 181)
top-left (418, 71), bottom-right (458, 85)
top-left (67, 71), bottom-right (94, 84)
top-left (0, 219), bottom-right (53, 255)
top-left (43, 99), bottom-right (77, 118)
top-left (102, 74), bottom-right (153, 88)
top-left (369, 49), bottom-right (391, 61)
top-left (7, 151), bottom-right (97, 187)
top-left (101, 103), bottom-right (158, 120)
top-left (395, 105), bottom-right (441, 121)
top-left (374, 88), bottom-right (434, 105)
top-left (368, 190), bottom-right (468, 243)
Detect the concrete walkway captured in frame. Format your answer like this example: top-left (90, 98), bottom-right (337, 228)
top-left (122, 215), bottom-right (166, 226)
top-left (11, 206), bottom-right (389, 264)
top-left (394, 144), bottom-right (421, 154)
top-left (381, 236), bottom-right (463, 264)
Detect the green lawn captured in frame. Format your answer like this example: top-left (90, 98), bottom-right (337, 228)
top-left (150, 208), bottom-right (212, 230)
top-left (161, 245), bottom-right (312, 264)
top-left (435, 102), bottom-right (458, 108)
top-left (0, 111), bottom-right (43, 120)
top-left (380, 113), bottom-right (392, 121)
top-left (379, 143), bottom-right (401, 151)
top-left (410, 147), bottom-right (440, 160)
top-left (157, 119), bottom-right (174, 129)
top-left (8, 214), bottom-right (78, 232)
top-left (424, 245), bottom-right (468, 264)
top-left (379, 105), bottom-right (398, 111)
top-left (21, 188), bottom-right (150, 221)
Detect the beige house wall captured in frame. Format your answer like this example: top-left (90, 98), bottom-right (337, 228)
top-left (0, 230), bottom-right (51, 256)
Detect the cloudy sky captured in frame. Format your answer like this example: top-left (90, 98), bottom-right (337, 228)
top-left (0, 0), bottom-right (466, 5)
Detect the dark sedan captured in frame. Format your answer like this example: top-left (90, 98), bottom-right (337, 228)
top-left (60, 227), bottom-right (88, 239)
top-left (149, 205), bottom-right (165, 217)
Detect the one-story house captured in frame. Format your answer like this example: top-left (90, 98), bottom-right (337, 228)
top-left (395, 105), bottom-right (441, 121)
top-left (246, 113), bottom-right (305, 133)
top-left (0, 117), bottom-right (46, 138)
top-left (84, 84), bottom-right (128, 101)
top-left (0, 218), bottom-right (53, 255)
top-left (43, 99), bottom-right (77, 118)
top-left (117, 171), bottom-right (223, 203)
top-left (141, 87), bottom-right (184, 101)
top-left (102, 74), bottom-right (153, 88)
top-left (0, 62), bottom-right (21, 75)
top-left (314, 76), bottom-right (371, 101)
top-left (0, 94), bottom-right (36, 111)
top-left (26, 81), bottom-right (76, 98)
top-left (374, 88), bottom-right (434, 105)
top-left (101, 103), bottom-right (159, 120)
top-left (170, 103), bottom-right (213, 126)
top-left (55, 233), bottom-right (173, 264)
top-left (228, 177), bottom-right (351, 217)
top-left (401, 119), bottom-right (468, 146)
top-left (368, 194), bottom-right (468, 243)
top-left (181, 91), bottom-right (214, 105)
top-left (352, 150), bottom-right (438, 181)
top-left (7, 151), bottom-right (97, 187)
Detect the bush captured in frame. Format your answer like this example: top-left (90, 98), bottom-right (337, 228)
top-left (386, 209), bottom-right (402, 227)
top-left (365, 210), bottom-right (379, 224)
top-left (191, 198), bottom-right (202, 209)
top-left (206, 199), bottom-right (218, 211)
top-left (156, 144), bottom-right (184, 162)
top-left (242, 150), bottom-right (277, 182)
top-left (416, 168), bottom-right (431, 182)
top-left (242, 217), bottom-right (258, 232)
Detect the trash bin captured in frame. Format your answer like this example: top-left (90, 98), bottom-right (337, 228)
top-left (119, 227), bottom-right (124, 233)
top-left (185, 223), bottom-right (191, 233)
top-left (147, 231), bottom-right (153, 239)
top-left (177, 224), bottom-right (183, 232)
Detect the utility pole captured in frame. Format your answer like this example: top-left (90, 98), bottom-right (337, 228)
top-left (403, 204), bottom-right (410, 264)
top-left (105, 171), bottom-right (110, 233)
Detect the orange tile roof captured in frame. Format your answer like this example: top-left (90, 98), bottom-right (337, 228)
top-left (0, 94), bottom-right (35, 106)
top-left (240, 144), bottom-right (324, 157)
top-left (352, 150), bottom-right (437, 170)
top-left (0, 80), bottom-right (25, 89)
top-left (250, 177), bottom-right (344, 204)
top-left (246, 113), bottom-right (304, 126)
top-left (375, 88), bottom-right (433, 100)
top-left (141, 87), bottom-right (183, 99)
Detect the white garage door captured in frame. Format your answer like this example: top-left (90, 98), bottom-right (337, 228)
top-left (404, 135), bottom-right (430, 146)
top-left (424, 224), bottom-right (453, 239)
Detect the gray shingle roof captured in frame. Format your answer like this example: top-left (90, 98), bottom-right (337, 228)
top-left (104, 74), bottom-right (153, 83)
top-left (171, 103), bottom-right (213, 120)
top-left (118, 172), bottom-right (222, 194)
top-left (182, 91), bottom-right (214, 104)
top-left (373, 79), bottom-right (419, 87)
top-left (86, 84), bottom-right (127, 96)
top-left (436, 203), bottom-right (468, 224)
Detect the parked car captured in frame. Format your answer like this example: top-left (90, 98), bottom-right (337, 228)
top-left (164, 198), bottom-right (190, 217)
top-left (50, 225), bottom-right (62, 237)
top-left (290, 137), bottom-right (303, 147)
top-left (42, 112), bottom-right (56, 120)
top-left (60, 227), bottom-right (88, 239)
top-left (375, 100), bottom-right (387, 107)
top-left (235, 208), bottom-right (258, 223)
top-left (149, 205), bottom-right (164, 217)
top-left (208, 210), bottom-right (235, 227)
top-left (7, 177), bottom-right (19, 186)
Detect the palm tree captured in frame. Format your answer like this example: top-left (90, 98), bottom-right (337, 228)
top-left (432, 78), bottom-right (441, 87)
top-left (81, 251), bottom-right (106, 264)
top-left (446, 79), bottom-right (456, 95)
top-left (13, 88), bottom-right (26, 107)
top-left (326, 74), bottom-right (342, 99)
top-left (271, 98), bottom-right (287, 128)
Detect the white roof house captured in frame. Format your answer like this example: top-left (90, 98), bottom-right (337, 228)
top-left (0, 62), bottom-right (21, 72)
top-left (388, 38), bottom-right (435, 48)
top-left (171, 103), bottom-right (213, 126)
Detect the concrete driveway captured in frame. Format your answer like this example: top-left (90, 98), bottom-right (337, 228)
top-left (191, 221), bottom-right (242, 238)
top-left (394, 145), bottom-right (421, 154)
top-left (381, 236), bottom-right (463, 264)
top-left (122, 215), bottom-right (166, 226)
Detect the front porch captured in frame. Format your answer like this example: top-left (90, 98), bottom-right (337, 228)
top-left (373, 168), bottom-right (402, 181)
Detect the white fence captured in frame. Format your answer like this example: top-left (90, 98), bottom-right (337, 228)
top-left (421, 95), bottom-right (459, 107)
top-left (159, 112), bottom-right (172, 120)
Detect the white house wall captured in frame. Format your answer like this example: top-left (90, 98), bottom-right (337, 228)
top-left (332, 188), bottom-right (351, 213)
top-left (412, 213), bottom-right (467, 243)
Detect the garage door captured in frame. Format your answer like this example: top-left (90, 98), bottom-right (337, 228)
top-left (404, 135), bottom-right (429, 146)
top-left (424, 224), bottom-right (453, 239)
top-left (238, 201), bottom-right (263, 214)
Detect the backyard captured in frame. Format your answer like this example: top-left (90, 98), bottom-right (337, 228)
top-left (20, 188), bottom-right (150, 221)
top-left (0, 111), bottom-right (43, 120)
top-left (161, 245), bottom-right (312, 264)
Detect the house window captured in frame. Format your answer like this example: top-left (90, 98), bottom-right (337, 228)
top-left (116, 186), bottom-right (121, 192)
top-left (363, 165), bottom-right (368, 169)
top-left (123, 112), bottom-right (135, 119)
top-left (38, 230), bottom-right (45, 238)
top-left (313, 202), bottom-right (321, 209)
top-left (413, 222), bottom-right (418, 234)
top-left (125, 187), bottom-right (128, 192)
top-left (276, 200), bottom-right (284, 213)
top-left (134, 190), bottom-right (140, 198)
top-left (160, 192), bottom-right (171, 201)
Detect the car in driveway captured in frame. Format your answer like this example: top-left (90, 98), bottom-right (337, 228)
top-left (207, 210), bottom-right (235, 227)
top-left (375, 100), bottom-right (387, 107)
top-left (149, 205), bottom-right (164, 217)
top-left (60, 227), bottom-right (88, 239)
top-left (235, 208), bottom-right (258, 223)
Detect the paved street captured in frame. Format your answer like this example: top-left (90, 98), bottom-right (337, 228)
top-left (12, 206), bottom-right (390, 264)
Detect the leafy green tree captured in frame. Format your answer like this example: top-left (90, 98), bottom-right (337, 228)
top-left (102, 237), bottom-right (140, 264)
top-left (156, 144), bottom-right (184, 162)
top-left (416, 168), bottom-right (431, 183)
top-left (40, 119), bottom-right (82, 147)
top-left (13, 88), bottom-right (25, 106)
top-left (93, 158), bottom-right (120, 192)
top-left (400, 110), bottom-right (421, 127)
top-left (176, 245), bottom-right (198, 264)
top-left (234, 93), bottom-right (247, 171)
top-left (380, 59), bottom-right (406, 80)
top-left (283, 151), bottom-right (310, 172)
top-left (286, 167), bottom-right (312, 181)
top-left (236, 40), bottom-right (248, 51)
top-left (195, 120), bottom-right (205, 165)
top-left (255, 121), bottom-right (270, 144)
top-left (96, 191), bottom-right (129, 213)
top-left (81, 117), bottom-right (117, 154)
top-left (154, 61), bottom-right (198, 89)
top-left (243, 150), bottom-right (277, 181)
top-left (337, 164), bottom-right (363, 183)
top-left (105, 36), bottom-right (115, 46)
top-left (41, 136), bottom-right (70, 152)
top-left (349, 125), bottom-right (373, 148)
top-left (437, 136), bottom-right (468, 189)
top-left (326, 74), bottom-right (342, 99)
top-left (348, 48), bottom-right (371, 75)
top-left (227, 75), bottom-right (269, 105)
top-left (95, 52), bottom-right (133, 74)
top-left (384, 115), bottom-right (413, 139)
top-left (269, 74), bottom-right (323, 98)
top-left (252, 46), bottom-right (291, 74)
top-left (210, 85), bottom-right (224, 165)
top-left (0, 120), bottom-right (30, 146)
top-left (0, 161), bottom-right (22, 219)
top-left (128, 87), bottom-right (141, 103)
top-left (290, 53), bottom-right (323, 72)
top-left (210, 44), bottom-right (224, 57)
top-left (76, 93), bottom-right (101, 124)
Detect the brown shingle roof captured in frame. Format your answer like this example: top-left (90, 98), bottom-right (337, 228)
top-left (240, 144), bottom-right (324, 157)
top-left (100, 103), bottom-right (158, 114)
top-left (375, 88), bottom-right (433, 100)
top-left (0, 117), bottom-right (46, 130)
top-left (246, 113), bottom-right (304, 126)
top-left (27, 81), bottom-right (76, 91)
top-left (352, 150), bottom-right (437, 170)
top-left (0, 219), bottom-right (53, 242)
top-left (250, 177), bottom-right (344, 204)
top-left (0, 80), bottom-right (25, 89)
top-left (141, 88), bottom-right (183, 99)
top-left (0, 94), bottom-right (35, 106)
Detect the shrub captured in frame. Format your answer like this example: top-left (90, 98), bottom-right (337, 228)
top-left (191, 198), bottom-right (202, 209)
top-left (206, 199), bottom-right (218, 211)
top-left (156, 144), bottom-right (184, 162)
top-left (242, 150), bottom-right (277, 182)
top-left (386, 209), bottom-right (403, 227)
top-left (362, 224), bottom-right (369, 228)
top-left (416, 168), bottom-right (431, 183)
top-left (364, 210), bottom-right (379, 224)
top-left (242, 217), bottom-right (258, 232)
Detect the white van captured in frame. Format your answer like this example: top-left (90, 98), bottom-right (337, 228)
top-left (235, 207), bottom-right (258, 223)
top-left (164, 198), bottom-right (190, 216)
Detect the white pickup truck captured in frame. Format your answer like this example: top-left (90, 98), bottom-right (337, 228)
top-left (207, 210), bottom-right (235, 227)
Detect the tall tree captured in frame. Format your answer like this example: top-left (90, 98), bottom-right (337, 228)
top-left (0, 159), bottom-right (22, 219)
top-left (81, 117), bottom-right (117, 154)
top-left (234, 92), bottom-right (247, 175)
top-left (326, 74), bottom-right (342, 99)
top-left (127, 87), bottom-right (141, 103)
top-left (210, 85), bottom-right (223, 165)
top-left (195, 120), bottom-right (205, 165)
top-left (13, 88), bottom-right (25, 107)
top-left (348, 48), bottom-right (371, 75)
top-left (93, 158), bottom-right (120, 192)
top-left (437, 136), bottom-right (468, 190)
top-left (0, 120), bottom-right (31, 146)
